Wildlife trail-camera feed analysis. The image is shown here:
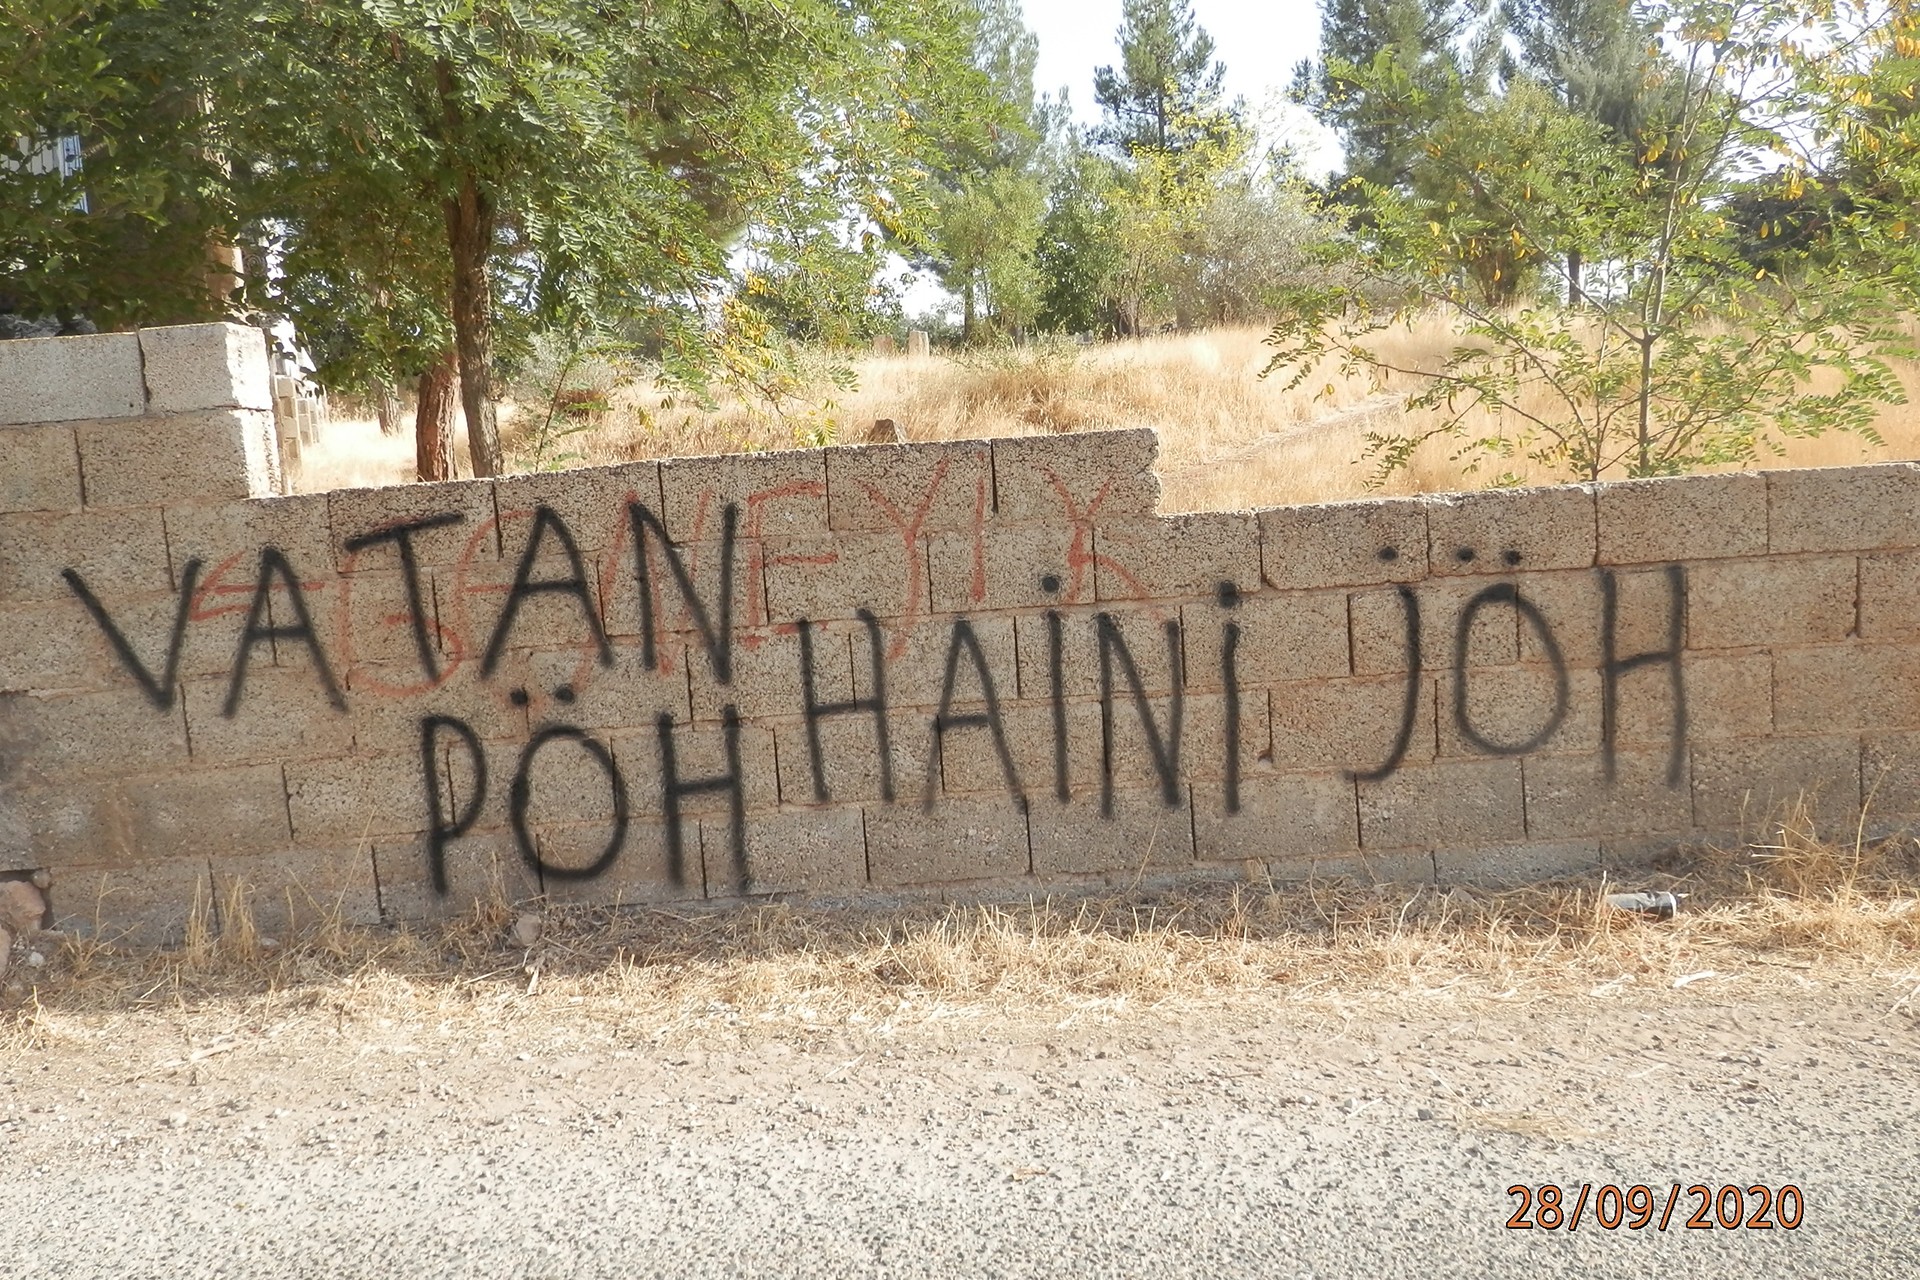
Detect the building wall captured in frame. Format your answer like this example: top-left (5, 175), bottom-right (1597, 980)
top-left (3, 323), bottom-right (1915, 936)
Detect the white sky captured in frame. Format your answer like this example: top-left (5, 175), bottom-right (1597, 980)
top-left (897, 0), bottom-right (1339, 319)
top-left (1026, 0), bottom-right (1337, 171)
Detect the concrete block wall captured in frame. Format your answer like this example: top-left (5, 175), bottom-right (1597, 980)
top-left (5, 325), bottom-right (1919, 936)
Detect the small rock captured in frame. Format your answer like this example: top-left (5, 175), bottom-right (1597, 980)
top-left (0, 879), bottom-right (45, 935)
top-left (30, 869), bottom-right (51, 890)
top-left (24, 951), bottom-right (43, 970)
top-left (866, 417), bottom-right (906, 444)
top-left (1416, 1107), bottom-right (1435, 1121)
top-left (165, 1112), bottom-right (189, 1129)
top-left (511, 913), bottom-right (543, 949)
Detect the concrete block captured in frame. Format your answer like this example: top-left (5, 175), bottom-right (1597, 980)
top-left (658, 447), bottom-right (828, 542)
top-left (330, 477), bottom-right (498, 570)
top-left (1350, 579), bottom-right (1518, 673)
top-left (1686, 555), bottom-right (1855, 649)
top-left (372, 831), bottom-right (541, 920)
top-left (138, 323), bottom-right (272, 414)
top-left (51, 859), bottom-right (214, 944)
top-left (1, 506), bottom-right (172, 603)
top-left (520, 641), bottom-right (689, 728)
top-left (1258, 497), bottom-right (1430, 589)
top-left (862, 613), bottom-right (1019, 710)
top-left (526, 817), bottom-right (695, 905)
top-left (1861, 731), bottom-right (1920, 824)
top-left (1613, 651), bottom-right (1771, 745)
top-left (447, 541), bottom-right (608, 668)
top-left (1192, 772), bottom-right (1357, 862)
top-left (118, 763), bottom-right (293, 862)
top-left (1596, 472), bottom-right (1767, 564)
top-left (686, 624), bottom-right (843, 721)
top-left (1269, 675), bottom-right (1436, 774)
top-left (599, 532), bottom-right (766, 653)
top-left (1357, 757), bottom-right (1525, 849)
top-left (1773, 644), bottom-right (1920, 733)
top-left (1181, 590), bottom-right (1349, 689)
top-left (209, 844), bottom-right (382, 933)
top-left (495, 461), bottom-right (662, 557)
top-left (774, 713), bottom-right (935, 807)
top-left (1509, 566), bottom-right (1682, 669)
top-left (0, 600), bottom-right (96, 692)
top-left (937, 699), bottom-right (1097, 803)
top-left (1435, 840), bottom-right (1602, 887)
top-left (1102, 691), bottom-right (1264, 796)
top-left (163, 492), bottom-right (334, 585)
top-left (1094, 512), bottom-right (1261, 602)
top-left (1175, 689), bottom-right (1273, 789)
top-left (704, 806), bottom-right (868, 897)
top-left (1857, 549), bottom-right (1920, 640)
top-left (1426, 485), bottom-right (1596, 576)
top-left (1767, 463), bottom-right (1920, 553)
top-left (1013, 606), bottom-right (1177, 701)
top-left (319, 565), bottom-right (443, 675)
top-left (285, 753), bottom-right (449, 844)
top-left (1265, 849), bottom-right (1434, 885)
top-left (1690, 735), bottom-right (1861, 833)
top-left (1437, 665), bottom-right (1600, 760)
top-left (1522, 748), bottom-right (1692, 839)
top-left (1, 779), bottom-right (119, 865)
top-left (182, 670), bottom-right (354, 764)
top-left (0, 425), bottom-right (82, 513)
top-left (1029, 788), bottom-right (1192, 877)
top-left (863, 794), bottom-right (1029, 885)
top-left (77, 409), bottom-right (279, 507)
top-left (344, 661), bottom-right (529, 755)
top-left (763, 530), bottom-right (929, 622)
top-left (1, 688), bottom-right (188, 782)
top-left (0, 331), bottom-right (144, 425)
top-left (991, 429), bottom-right (1160, 523)
top-left (929, 522), bottom-right (1081, 612)
top-left (609, 718), bottom-right (778, 816)
top-left (825, 437), bottom-right (992, 533)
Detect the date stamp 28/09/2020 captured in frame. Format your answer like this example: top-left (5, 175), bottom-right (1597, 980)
top-left (1507, 1184), bottom-right (1805, 1232)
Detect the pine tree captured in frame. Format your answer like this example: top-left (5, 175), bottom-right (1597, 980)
top-left (1501, 0), bottom-right (1682, 301)
top-left (1295, 0), bottom-right (1496, 190)
top-left (1092, 0), bottom-right (1235, 155)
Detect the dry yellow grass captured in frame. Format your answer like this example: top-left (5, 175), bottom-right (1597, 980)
top-left (8, 800), bottom-right (1918, 1050)
top-left (291, 319), bottom-right (1920, 512)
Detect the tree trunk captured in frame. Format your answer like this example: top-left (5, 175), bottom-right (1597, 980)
top-left (1567, 248), bottom-right (1583, 307)
top-left (444, 169), bottom-right (502, 477)
top-left (373, 381), bottom-right (406, 437)
top-left (415, 350), bottom-right (458, 483)
top-left (435, 56), bottom-right (503, 478)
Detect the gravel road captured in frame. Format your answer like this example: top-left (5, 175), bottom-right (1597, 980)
top-left (6, 981), bottom-right (1918, 1277)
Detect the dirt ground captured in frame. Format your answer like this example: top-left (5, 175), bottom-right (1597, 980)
top-left (5, 939), bottom-right (1918, 1277)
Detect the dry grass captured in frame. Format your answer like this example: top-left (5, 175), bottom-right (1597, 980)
top-left (7, 802), bottom-right (1919, 1052)
top-left (289, 319), bottom-right (1920, 512)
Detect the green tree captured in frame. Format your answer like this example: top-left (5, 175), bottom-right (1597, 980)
top-left (1, 0), bottom-right (244, 330)
top-left (1295, 0), bottom-right (1496, 190)
top-left (1035, 140), bottom-right (1121, 334)
top-left (1092, 0), bottom-right (1236, 156)
top-left (925, 0), bottom-right (1046, 341)
top-left (4, 0), bottom-right (989, 476)
top-left (1502, 0), bottom-right (1684, 301)
top-left (1268, 0), bottom-right (1914, 484)
top-left (934, 167), bottom-right (1047, 338)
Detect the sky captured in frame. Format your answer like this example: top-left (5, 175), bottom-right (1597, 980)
top-left (1025, 0), bottom-right (1338, 171)
top-left (897, 0), bottom-right (1339, 319)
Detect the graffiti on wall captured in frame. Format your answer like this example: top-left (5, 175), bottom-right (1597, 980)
top-left (51, 465), bottom-right (1690, 894)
